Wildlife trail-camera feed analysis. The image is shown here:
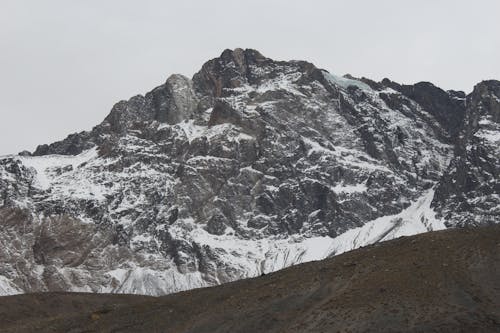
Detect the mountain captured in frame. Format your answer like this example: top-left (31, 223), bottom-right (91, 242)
top-left (0, 48), bottom-right (498, 296)
top-left (1, 226), bottom-right (499, 333)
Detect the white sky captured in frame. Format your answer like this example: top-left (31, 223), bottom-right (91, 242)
top-left (1, 0), bottom-right (499, 155)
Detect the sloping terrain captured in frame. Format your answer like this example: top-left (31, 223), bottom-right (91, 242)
top-left (0, 48), bottom-right (498, 295)
top-left (1, 226), bottom-right (499, 333)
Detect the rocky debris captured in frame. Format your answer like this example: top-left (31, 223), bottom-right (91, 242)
top-left (0, 48), bottom-right (498, 296)
top-left (1, 225), bottom-right (499, 333)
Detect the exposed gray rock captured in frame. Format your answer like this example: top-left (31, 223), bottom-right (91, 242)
top-left (433, 80), bottom-right (500, 226)
top-left (0, 49), bottom-right (498, 296)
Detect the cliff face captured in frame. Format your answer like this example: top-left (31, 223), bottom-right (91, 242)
top-left (433, 80), bottom-right (500, 225)
top-left (0, 48), bottom-right (498, 296)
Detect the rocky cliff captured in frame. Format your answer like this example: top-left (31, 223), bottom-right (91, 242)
top-left (0, 48), bottom-right (498, 295)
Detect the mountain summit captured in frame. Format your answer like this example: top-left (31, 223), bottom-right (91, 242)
top-left (0, 49), bottom-right (498, 295)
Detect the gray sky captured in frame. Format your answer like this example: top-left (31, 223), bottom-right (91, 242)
top-left (1, 0), bottom-right (499, 155)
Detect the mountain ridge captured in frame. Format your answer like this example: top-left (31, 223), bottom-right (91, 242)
top-left (28, 48), bottom-right (479, 157)
top-left (0, 48), bottom-right (498, 296)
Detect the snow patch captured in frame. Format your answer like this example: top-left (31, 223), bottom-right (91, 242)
top-left (328, 189), bottom-right (445, 255)
top-left (175, 120), bottom-right (207, 143)
top-left (17, 147), bottom-right (98, 190)
top-left (323, 72), bottom-right (372, 91)
top-left (0, 275), bottom-right (22, 295)
top-left (475, 129), bottom-right (500, 143)
top-left (331, 182), bottom-right (367, 194)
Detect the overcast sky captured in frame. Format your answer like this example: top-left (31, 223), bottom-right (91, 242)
top-left (1, 0), bottom-right (499, 155)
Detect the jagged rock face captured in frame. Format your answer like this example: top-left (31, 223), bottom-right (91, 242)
top-left (104, 74), bottom-right (199, 132)
top-left (381, 79), bottom-right (466, 140)
top-left (433, 81), bottom-right (500, 226)
top-left (192, 48), bottom-right (271, 98)
top-left (0, 49), bottom-right (498, 296)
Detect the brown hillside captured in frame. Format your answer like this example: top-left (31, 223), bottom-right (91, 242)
top-left (1, 225), bottom-right (499, 333)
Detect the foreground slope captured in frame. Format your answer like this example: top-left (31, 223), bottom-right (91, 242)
top-left (1, 226), bottom-right (499, 333)
top-left (0, 48), bottom-right (498, 296)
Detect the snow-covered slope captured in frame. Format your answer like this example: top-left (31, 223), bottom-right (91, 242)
top-left (0, 49), bottom-right (498, 296)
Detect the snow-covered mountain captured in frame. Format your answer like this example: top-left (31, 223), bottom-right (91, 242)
top-left (0, 49), bottom-right (498, 296)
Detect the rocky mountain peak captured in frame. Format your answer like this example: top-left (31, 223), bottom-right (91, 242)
top-left (468, 80), bottom-right (500, 122)
top-left (192, 48), bottom-right (323, 99)
top-left (192, 48), bottom-right (271, 97)
top-left (103, 73), bottom-right (198, 133)
top-left (1, 49), bottom-right (498, 297)
top-left (219, 48), bottom-right (267, 66)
